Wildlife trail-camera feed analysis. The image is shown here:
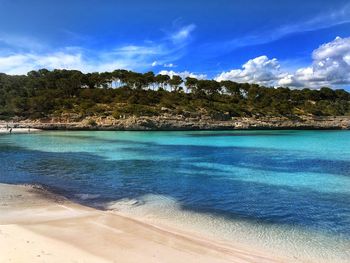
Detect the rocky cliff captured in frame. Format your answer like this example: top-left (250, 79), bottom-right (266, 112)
top-left (2, 115), bottom-right (350, 130)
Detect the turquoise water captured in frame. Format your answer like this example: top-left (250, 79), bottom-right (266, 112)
top-left (1, 130), bottom-right (350, 261)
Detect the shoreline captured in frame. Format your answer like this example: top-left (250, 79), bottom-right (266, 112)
top-left (0, 128), bottom-right (42, 134)
top-left (0, 183), bottom-right (284, 263)
top-left (1, 115), bottom-right (350, 131)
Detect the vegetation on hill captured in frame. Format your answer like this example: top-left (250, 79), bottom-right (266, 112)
top-left (0, 69), bottom-right (349, 120)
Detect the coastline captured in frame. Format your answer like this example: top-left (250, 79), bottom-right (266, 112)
top-left (0, 183), bottom-right (284, 263)
top-left (0, 127), bottom-right (42, 134)
top-left (1, 115), bottom-right (350, 131)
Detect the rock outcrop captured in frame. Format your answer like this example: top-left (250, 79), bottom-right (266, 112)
top-left (1, 115), bottom-right (350, 130)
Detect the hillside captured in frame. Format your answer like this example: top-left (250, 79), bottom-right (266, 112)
top-left (1, 69), bottom-right (350, 129)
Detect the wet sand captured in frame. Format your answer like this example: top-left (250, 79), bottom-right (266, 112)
top-left (0, 183), bottom-right (284, 263)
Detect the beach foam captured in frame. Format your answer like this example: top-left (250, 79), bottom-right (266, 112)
top-left (107, 194), bottom-right (350, 263)
top-left (74, 193), bottom-right (101, 200)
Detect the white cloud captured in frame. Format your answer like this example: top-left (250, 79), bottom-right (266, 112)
top-left (170, 24), bottom-right (196, 44)
top-left (163, 63), bottom-right (176, 68)
top-left (0, 52), bottom-right (84, 75)
top-left (216, 56), bottom-right (283, 86)
top-left (159, 70), bottom-right (207, 80)
top-left (0, 24), bottom-right (196, 75)
top-left (112, 44), bottom-right (164, 56)
top-left (0, 51), bottom-right (128, 75)
top-left (0, 46), bottom-right (166, 75)
top-left (289, 36), bottom-right (350, 87)
top-left (151, 61), bottom-right (176, 68)
top-left (0, 34), bottom-right (45, 51)
top-left (216, 37), bottom-right (350, 89)
top-left (277, 74), bottom-right (303, 88)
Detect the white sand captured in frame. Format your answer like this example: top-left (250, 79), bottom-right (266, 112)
top-left (0, 183), bottom-right (284, 263)
top-left (0, 127), bottom-right (41, 134)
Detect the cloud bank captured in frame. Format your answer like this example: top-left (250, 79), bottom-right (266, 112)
top-left (216, 37), bottom-right (350, 89)
top-left (0, 27), bottom-right (349, 90)
top-left (0, 24), bottom-right (195, 75)
top-left (215, 56), bottom-right (282, 86)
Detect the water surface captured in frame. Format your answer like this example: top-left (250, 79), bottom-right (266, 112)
top-left (1, 130), bottom-right (349, 262)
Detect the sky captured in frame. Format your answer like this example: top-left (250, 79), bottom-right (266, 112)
top-left (0, 0), bottom-right (350, 89)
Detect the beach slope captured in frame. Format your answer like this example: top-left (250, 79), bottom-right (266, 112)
top-left (0, 183), bottom-right (283, 263)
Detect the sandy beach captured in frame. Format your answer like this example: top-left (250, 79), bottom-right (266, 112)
top-left (0, 127), bottom-right (41, 134)
top-left (0, 183), bottom-right (285, 263)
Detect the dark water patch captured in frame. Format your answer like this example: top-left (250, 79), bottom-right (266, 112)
top-left (235, 158), bottom-right (350, 177)
top-left (186, 132), bottom-right (293, 137)
top-left (122, 143), bottom-right (350, 177)
top-left (37, 132), bottom-right (157, 145)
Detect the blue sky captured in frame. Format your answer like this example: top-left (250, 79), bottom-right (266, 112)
top-left (0, 0), bottom-right (350, 88)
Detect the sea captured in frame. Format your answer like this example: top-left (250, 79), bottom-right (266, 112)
top-left (1, 130), bottom-right (349, 262)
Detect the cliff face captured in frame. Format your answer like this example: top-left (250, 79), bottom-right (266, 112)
top-left (2, 115), bottom-right (350, 130)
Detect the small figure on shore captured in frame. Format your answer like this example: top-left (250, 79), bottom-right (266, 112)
top-left (28, 127), bottom-right (31, 133)
top-left (9, 128), bottom-right (12, 134)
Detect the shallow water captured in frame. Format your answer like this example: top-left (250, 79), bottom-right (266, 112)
top-left (0, 130), bottom-right (349, 262)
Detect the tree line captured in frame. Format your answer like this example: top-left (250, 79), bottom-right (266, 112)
top-left (0, 68), bottom-right (349, 120)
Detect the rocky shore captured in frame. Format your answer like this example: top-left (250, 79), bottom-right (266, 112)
top-left (1, 115), bottom-right (350, 131)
